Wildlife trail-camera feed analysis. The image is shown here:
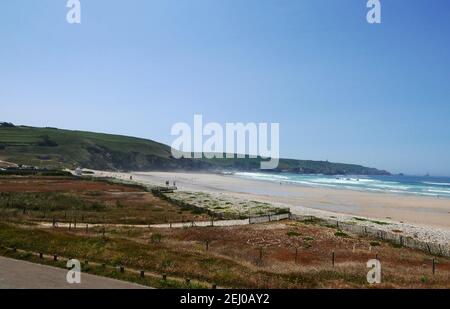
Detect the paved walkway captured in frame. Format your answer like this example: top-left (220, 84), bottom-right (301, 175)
top-left (0, 256), bottom-right (149, 289)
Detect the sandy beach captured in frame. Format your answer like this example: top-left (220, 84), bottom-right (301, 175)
top-left (93, 171), bottom-right (450, 232)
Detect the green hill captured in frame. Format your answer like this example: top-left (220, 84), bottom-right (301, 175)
top-left (0, 122), bottom-right (390, 175)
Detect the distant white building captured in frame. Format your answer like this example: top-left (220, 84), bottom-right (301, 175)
top-left (74, 167), bottom-right (83, 176)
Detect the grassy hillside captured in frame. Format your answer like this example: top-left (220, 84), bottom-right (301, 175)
top-left (0, 123), bottom-right (389, 175)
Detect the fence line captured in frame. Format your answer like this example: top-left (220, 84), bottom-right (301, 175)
top-left (290, 214), bottom-right (450, 258)
top-left (0, 246), bottom-right (219, 289)
top-left (38, 213), bottom-right (291, 230)
top-left (249, 213), bottom-right (290, 224)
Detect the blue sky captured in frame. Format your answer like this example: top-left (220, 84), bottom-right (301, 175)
top-left (1, 0), bottom-right (449, 176)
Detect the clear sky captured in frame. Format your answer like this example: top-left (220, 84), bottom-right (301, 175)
top-left (1, 0), bottom-right (449, 176)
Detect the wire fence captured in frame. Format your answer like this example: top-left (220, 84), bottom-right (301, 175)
top-left (290, 214), bottom-right (450, 258)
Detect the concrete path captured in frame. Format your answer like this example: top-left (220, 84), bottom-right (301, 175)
top-left (0, 256), bottom-right (149, 289)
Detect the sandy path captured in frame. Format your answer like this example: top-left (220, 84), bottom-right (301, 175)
top-left (37, 218), bottom-right (251, 229)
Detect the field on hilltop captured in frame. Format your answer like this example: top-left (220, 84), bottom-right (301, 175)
top-left (0, 123), bottom-right (390, 175)
top-left (0, 124), bottom-right (177, 171)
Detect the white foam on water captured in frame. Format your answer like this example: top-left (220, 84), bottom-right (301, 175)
top-left (422, 182), bottom-right (450, 186)
top-left (234, 172), bottom-right (450, 198)
top-left (427, 189), bottom-right (450, 194)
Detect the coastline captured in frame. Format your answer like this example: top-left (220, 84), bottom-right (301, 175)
top-left (89, 170), bottom-right (450, 248)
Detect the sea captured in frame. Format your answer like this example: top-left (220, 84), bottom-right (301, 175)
top-left (234, 172), bottom-right (450, 199)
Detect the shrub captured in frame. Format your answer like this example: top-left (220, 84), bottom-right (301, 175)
top-left (0, 122), bottom-right (15, 127)
top-left (91, 202), bottom-right (105, 211)
top-left (391, 243), bottom-right (402, 249)
top-left (353, 217), bottom-right (367, 221)
top-left (334, 230), bottom-right (349, 238)
top-left (150, 233), bottom-right (162, 244)
top-left (116, 200), bottom-right (124, 208)
top-left (37, 135), bottom-right (58, 147)
top-left (287, 231), bottom-right (301, 237)
top-left (370, 220), bottom-right (389, 225)
top-left (303, 243), bottom-right (312, 249)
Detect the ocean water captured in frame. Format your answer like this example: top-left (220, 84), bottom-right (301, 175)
top-left (234, 172), bottom-right (450, 199)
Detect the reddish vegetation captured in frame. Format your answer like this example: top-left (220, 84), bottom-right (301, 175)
top-left (0, 176), bottom-right (449, 288)
top-left (165, 221), bottom-right (450, 287)
top-left (0, 176), bottom-right (211, 224)
top-left (0, 176), bottom-right (139, 193)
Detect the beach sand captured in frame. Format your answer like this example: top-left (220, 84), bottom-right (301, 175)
top-left (104, 171), bottom-right (450, 231)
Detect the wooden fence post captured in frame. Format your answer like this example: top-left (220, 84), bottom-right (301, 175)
top-left (432, 258), bottom-right (436, 275)
top-left (332, 251), bottom-right (335, 267)
top-left (140, 270), bottom-right (145, 278)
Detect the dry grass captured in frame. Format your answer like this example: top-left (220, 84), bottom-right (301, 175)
top-left (0, 176), bottom-right (211, 224)
top-left (0, 176), bottom-right (449, 288)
